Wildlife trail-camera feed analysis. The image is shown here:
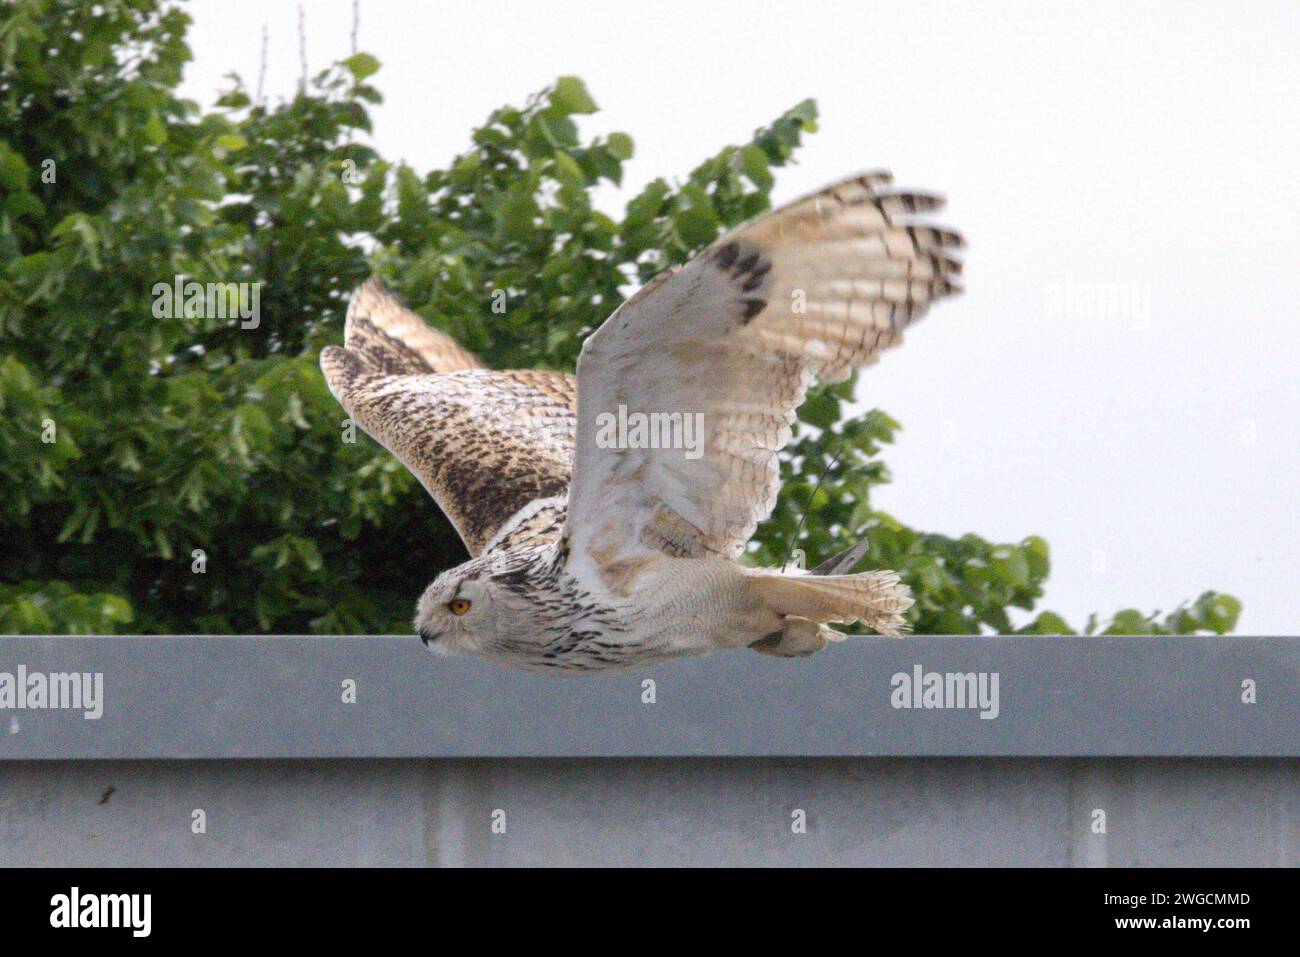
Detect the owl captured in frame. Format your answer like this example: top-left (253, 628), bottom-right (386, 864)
top-left (322, 172), bottom-right (961, 671)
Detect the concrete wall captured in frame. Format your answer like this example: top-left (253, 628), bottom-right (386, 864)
top-left (2, 634), bottom-right (1296, 865)
top-left (2, 758), bottom-right (1296, 866)
top-left (2, 635), bottom-right (1296, 757)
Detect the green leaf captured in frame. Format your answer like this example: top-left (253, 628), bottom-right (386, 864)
top-left (290, 537), bottom-right (324, 572)
top-left (1107, 610), bottom-right (1157, 635)
top-left (0, 142), bottom-right (28, 190)
top-left (788, 98), bottom-right (818, 124)
top-left (1193, 591), bottom-right (1242, 633)
top-left (100, 595), bottom-right (135, 624)
top-left (739, 144), bottom-right (772, 190)
top-left (552, 151), bottom-right (586, 191)
top-left (343, 53), bottom-right (381, 80)
top-left (1022, 611), bottom-right (1071, 635)
top-left (551, 76), bottom-right (597, 115)
top-left (143, 113), bottom-right (166, 145)
top-left (673, 204), bottom-right (718, 248)
top-left (495, 192), bottom-right (540, 242)
top-left (606, 132), bottom-right (634, 160)
top-left (797, 392), bottom-right (839, 429)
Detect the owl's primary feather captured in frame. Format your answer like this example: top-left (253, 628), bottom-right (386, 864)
top-left (320, 171), bottom-right (963, 672)
top-left (320, 280), bottom-right (576, 555)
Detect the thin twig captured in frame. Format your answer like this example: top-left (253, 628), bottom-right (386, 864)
top-left (780, 445), bottom-right (844, 572)
top-left (297, 3), bottom-right (308, 93)
top-left (255, 24), bottom-right (268, 106)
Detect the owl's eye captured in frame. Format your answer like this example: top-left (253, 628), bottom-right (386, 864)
top-left (447, 598), bottom-right (472, 616)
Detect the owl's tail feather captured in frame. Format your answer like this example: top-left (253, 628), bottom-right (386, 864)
top-left (753, 568), bottom-right (913, 638)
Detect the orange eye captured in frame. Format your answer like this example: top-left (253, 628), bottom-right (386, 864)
top-left (447, 599), bottom-right (471, 616)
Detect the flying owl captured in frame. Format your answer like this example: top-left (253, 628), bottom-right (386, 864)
top-left (321, 171), bottom-right (962, 672)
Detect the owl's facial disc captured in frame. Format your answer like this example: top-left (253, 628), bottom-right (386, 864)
top-left (414, 563), bottom-right (498, 653)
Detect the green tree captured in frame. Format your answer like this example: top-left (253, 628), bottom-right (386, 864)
top-left (0, 0), bottom-right (1240, 637)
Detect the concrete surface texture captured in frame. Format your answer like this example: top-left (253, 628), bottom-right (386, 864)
top-left (1, 758), bottom-right (1295, 867)
top-left (2, 635), bottom-right (1296, 758)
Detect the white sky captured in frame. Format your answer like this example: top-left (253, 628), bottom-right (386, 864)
top-left (183, 0), bottom-right (1299, 633)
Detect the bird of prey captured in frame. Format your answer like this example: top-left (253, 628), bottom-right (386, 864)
top-left (321, 171), bottom-right (962, 672)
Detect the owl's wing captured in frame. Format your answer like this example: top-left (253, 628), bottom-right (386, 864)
top-left (337, 278), bottom-right (486, 376)
top-left (321, 281), bottom-right (575, 555)
top-left (564, 171), bottom-right (962, 587)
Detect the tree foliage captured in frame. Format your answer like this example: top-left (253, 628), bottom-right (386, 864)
top-left (0, 0), bottom-right (1240, 637)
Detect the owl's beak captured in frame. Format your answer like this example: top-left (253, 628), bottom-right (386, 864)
top-left (419, 627), bottom-right (443, 646)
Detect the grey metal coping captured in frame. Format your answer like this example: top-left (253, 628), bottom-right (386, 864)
top-left (0, 634), bottom-right (1295, 759)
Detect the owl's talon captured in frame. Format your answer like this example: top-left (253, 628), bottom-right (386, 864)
top-left (750, 616), bottom-right (832, 657)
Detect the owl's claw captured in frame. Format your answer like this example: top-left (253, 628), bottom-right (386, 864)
top-left (749, 616), bottom-right (842, 657)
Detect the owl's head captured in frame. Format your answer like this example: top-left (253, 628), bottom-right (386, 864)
top-left (413, 551), bottom-right (528, 656)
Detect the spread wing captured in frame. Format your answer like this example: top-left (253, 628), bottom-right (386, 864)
top-left (321, 280), bottom-right (575, 555)
top-left (338, 277), bottom-right (485, 376)
top-left (565, 171), bottom-right (963, 583)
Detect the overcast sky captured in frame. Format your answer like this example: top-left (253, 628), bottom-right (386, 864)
top-left (183, 0), bottom-right (1299, 633)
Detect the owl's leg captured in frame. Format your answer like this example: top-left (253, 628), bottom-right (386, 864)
top-left (749, 616), bottom-right (846, 657)
top-left (747, 567), bottom-right (913, 638)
